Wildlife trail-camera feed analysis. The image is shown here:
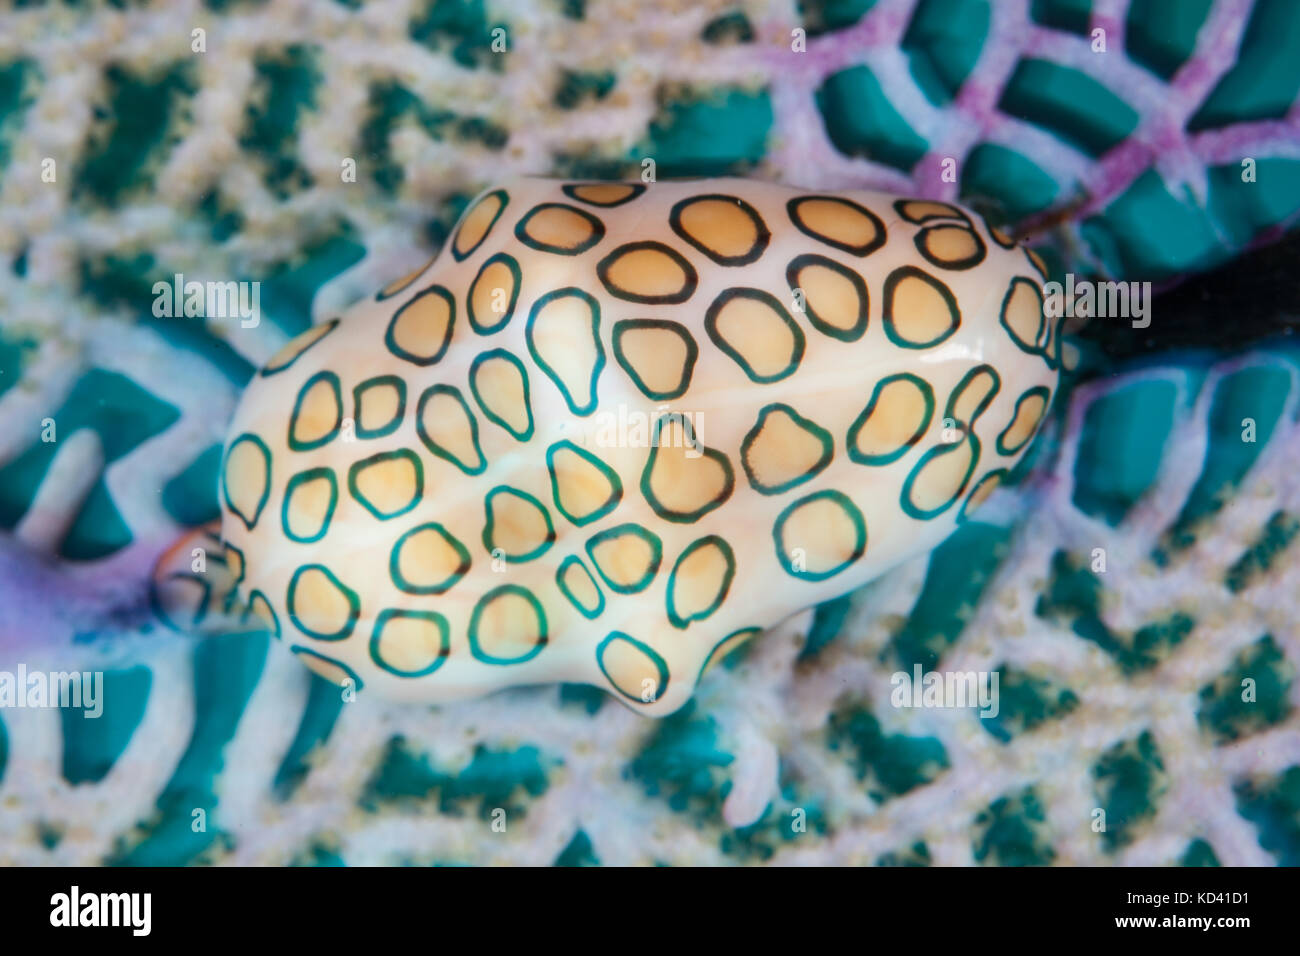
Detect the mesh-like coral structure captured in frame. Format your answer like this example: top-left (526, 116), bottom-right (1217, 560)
top-left (0, 0), bottom-right (1297, 865)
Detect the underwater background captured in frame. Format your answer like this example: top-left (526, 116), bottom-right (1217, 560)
top-left (0, 0), bottom-right (1298, 865)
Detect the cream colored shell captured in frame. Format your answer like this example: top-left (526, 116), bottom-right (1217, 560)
top-left (217, 177), bottom-right (1059, 716)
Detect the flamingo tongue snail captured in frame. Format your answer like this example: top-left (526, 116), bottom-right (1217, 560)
top-left (154, 177), bottom-right (1059, 716)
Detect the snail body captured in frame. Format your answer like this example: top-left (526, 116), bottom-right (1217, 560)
top-left (213, 177), bottom-right (1058, 715)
